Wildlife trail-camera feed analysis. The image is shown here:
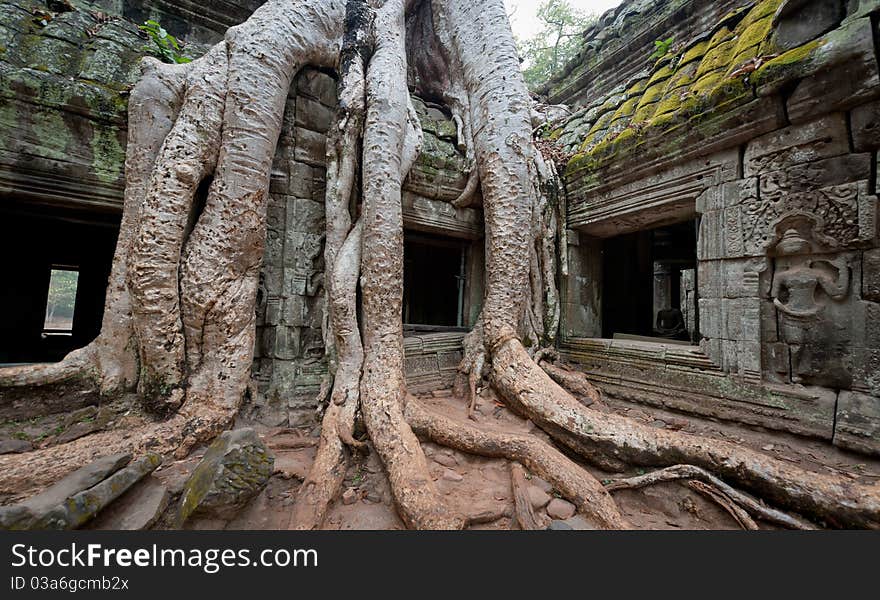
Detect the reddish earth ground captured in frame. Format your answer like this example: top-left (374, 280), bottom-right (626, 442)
top-left (118, 386), bottom-right (879, 531)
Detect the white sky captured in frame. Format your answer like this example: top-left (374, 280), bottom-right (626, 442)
top-left (504, 0), bottom-right (624, 40)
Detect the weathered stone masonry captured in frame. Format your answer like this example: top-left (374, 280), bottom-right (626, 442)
top-left (0, 0), bottom-right (482, 424)
top-left (549, 0), bottom-right (880, 455)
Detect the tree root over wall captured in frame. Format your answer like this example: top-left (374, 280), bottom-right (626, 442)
top-left (1, 0), bottom-right (878, 530)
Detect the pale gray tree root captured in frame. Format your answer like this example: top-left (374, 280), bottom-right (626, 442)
top-left (606, 464), bottom-right (818, 530)
top-left (0, 0), bottom-right (346, 495)
top-left (437, 0), bottom-right (880, 531)
top-left (510, 462), bottom-right (540, 530)
top-left (405, 397), bottom-right (630, 530)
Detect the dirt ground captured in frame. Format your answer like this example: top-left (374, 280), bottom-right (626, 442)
top-left (134, 386), bottom-right (880, 531)
top-left (4, 381), bottom-right (877, 530)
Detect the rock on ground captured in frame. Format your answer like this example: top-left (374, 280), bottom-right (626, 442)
top-left (546, 498), bottom-right (576, 520)
top-left (528, 485), bottom-right (551, 509)
top-left (42, 454), bottom-right (162, 529)
top-left (0, 453), bottom-right (131, 529)
top-left (0, 438), bottom-right (33, 455)
top-left (176, 428), bottom-right (274, 525)
top-left (88, 475), bottom-right (170, 530)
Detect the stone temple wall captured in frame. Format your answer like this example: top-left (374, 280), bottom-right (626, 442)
top-left (252, 76), bottom-right (481, 426)
top-left (549, 0), bottom-right (880, 455)
top-left (0, 0), bottom-right (479, 426)
top-left (540, 0), bottom-right (748, 107)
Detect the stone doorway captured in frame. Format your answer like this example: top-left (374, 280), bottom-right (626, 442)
top-left (0, 204), bottom-right (119, 364)
top-left (601, 219), bottom-right (698, 343)
top-left (403, 232), bottom-right (468, 331)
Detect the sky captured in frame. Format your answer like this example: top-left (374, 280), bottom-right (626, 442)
top-left (504, 0), bottom-right (624, 40)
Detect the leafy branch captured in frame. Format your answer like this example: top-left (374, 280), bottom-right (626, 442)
top-left (650, 36), bottom-right (675, 61)
top-left (139, 20), bottom-right (191, 64)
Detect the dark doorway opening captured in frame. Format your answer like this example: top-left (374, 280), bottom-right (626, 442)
top-left (601, 220), bottom-right (698, 343)
top-left (403, 233), bottom-right (467, 331)
top-left (0, 204), bottom-right (119, 364)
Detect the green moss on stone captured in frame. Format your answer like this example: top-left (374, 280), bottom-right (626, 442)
top-left (752, 38), bottom-right (825, 88)
top-left (737, 0), bottom-right (784, 32)
top-left (624, 77), bottom-right (649, 98)
top-left (679, 40), bottom-right (709, 67)
top-left (609, 96), bottom-right (639, 123)
top-left (90, 126), bottom-right (125, 184)
top-left (31, 110), bottom-right (71, 161)
top-left (636, 83), bottom-right (666, 108)
top-left (696, 37), bottom-right (737, 78)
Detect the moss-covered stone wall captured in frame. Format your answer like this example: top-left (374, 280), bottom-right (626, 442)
top-left (553, 0), bottom-right (880, 456)
top-left (0, 0), bottom-right (148, 212)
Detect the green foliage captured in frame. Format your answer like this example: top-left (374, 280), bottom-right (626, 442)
top-left (45, 269), bottom-right (78, 327)
top-left (650, 36), bottom-right (675, 61)
top-left (139, 20), bottom-right (191, 64)
top-left (517, 0), bottom-right (595, 90)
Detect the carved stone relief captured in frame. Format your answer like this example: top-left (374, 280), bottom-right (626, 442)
top-left (767, 216), bottom-right (855, 388)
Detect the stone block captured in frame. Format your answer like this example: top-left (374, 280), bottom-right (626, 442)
top-left (722, 339), bottom-right (739, 373)
top-left (772, 0), bottom-right (844, 51)
top-left (264, 297), bottom-right (281, 327)
top-left (695, 187), bottom-right (720, 214)
top-left (697, 260), bottom-right (722, 298)
top-left (853, 300), bottom-right (880, 349)
top-left (738, 341), bottom-right (762, 379)
top-left (741, 304), bottom-right (762, 343)
top-left (722, 206), bottom-right (744, 257)
top-left (858, 181), bottom-right (878, 244)
top-left (274, 326), bottom-right (301, 361)
top-left (295, 95), bottom-right (334, 133)
top-left (760, 300), bottom-right (779, 343)
top-left (764, 342), bottom-right (790, 378)
top-left (744, 113), bottom-right (849, 177)
top-left (697, 211), bottom-right (724, 260)
top-left (744, 172), bottom-right (872, 256)
top-left (852, 347), bottom-right (880, 394)
top-left (52, 455), bottom-right (162, 530)
top-left (177, 429), bottom-right (273, 524)
top-left (785, 19), bottom-right (880, 124)
top-left (281, 296), bottom-right (305, 327)
top-left (288, 161), bottom-right (317, 199)
top-left (723, 299), bottom-right (744, 340)
top-left (722, 259), bottom-right (768, 298)
top-left (851, 99), bottom-right (880, 151)
top-left (834, 391), bottom-right (880, 456)
top-left (293, 127), bottom-right (327, 167)
top-left (257, 327), bottom-right (276, 359)
top-left (289, 196), bottom-right (325, 233)
top-left (0, 453), bottom-right (131, 529)
top-left (269, 165), bottom-right (290, 195)
top-left (88, 475), bottom-right (170, 531)
top-left (405, 355), bottom-right (440, 378)
top-left (864, 248), bottom-right (880, 301)
top-left (848, 0), bottom-right (880, 19)
top-left (698, 299), bottom-right (722, 338)
top-left (720, 177), bottom-right (758, 208)
top-left (296, 69), bottom-right (337, 107)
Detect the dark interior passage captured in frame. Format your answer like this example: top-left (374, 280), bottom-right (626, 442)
top-left (601, 220), bottom-right (697, 341)
top-left (0, 203), bottom-right (119, 363)
top-left (403, 233), bottom-right (466, 330)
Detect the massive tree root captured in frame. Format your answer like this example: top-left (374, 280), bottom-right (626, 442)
top-left (0, 0), bottom-right (346, 491)
top-left (2, 0), bottom-right (879, 530)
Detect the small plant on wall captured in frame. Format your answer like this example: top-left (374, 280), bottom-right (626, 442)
top-left (139, 20), bottom-right (191, 64)
top-left (650, 36), bottom-right (675, 61)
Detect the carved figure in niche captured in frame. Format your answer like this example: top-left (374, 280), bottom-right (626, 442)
top-left (655, 308), bottom-right (687, 339)
top-left (771, 228), bottom-right (850, 383)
